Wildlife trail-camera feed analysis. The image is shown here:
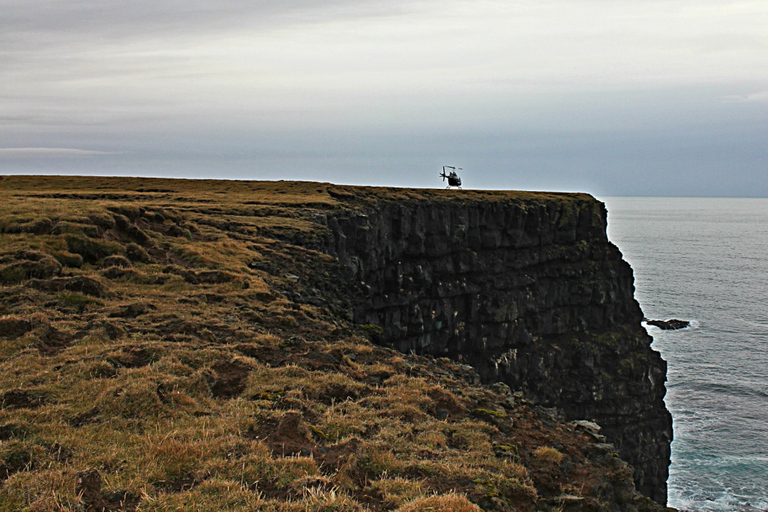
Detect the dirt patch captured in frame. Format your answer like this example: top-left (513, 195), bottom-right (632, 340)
top-left (48, 442), bottom-right (74, 463)
top-left (69, 407), bottom-right (101, 428)
top-left (107, 348), bottom-right (156, 369)
top-left (27, 276), bottom-right (108, 297)
top-left (76, 468), bottom-right (140, 511)
top-left (0, 423), bottom-right (30, 441)
top-left (300, 350), bottom-right (340, 371)
top-left (103, 491), bottom-right (141, 512)
top-left (265, 411), bottom-right (315, 457)
top-left (315, 437), bottom-right (362, 471)
top-left (207, 359), bottom-right (251, 399)
top-left (0, 389), bottom-right (48, 410)
top-left (0, 448), bottom-right (35, 481)
top-left (427, 387), bottom-right (469, 421)
top-left (103, 322), bottom-right (126, 340)
top-left (181, 270), bottom-right (238, 285)
top-left (0, 317), bottom-right (33, 339)
top-left (312, 380), bottom-right (369, 405)
top-left (155, 318), bottom-right (201, 338)
top-left (153, 472), bottom-right (202, 494)
top-left (109, 303), bottom-right (149, 318)
top-left (101, 255), bottom-right (133, 269)
top-left (35, 325), bottom-right (73, 355)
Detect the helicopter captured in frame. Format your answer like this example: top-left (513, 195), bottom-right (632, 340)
top-left (439, 165), bottom-right (463, 188)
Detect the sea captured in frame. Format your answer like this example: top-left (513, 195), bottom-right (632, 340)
top-left (603, 197), bottom-right (768, 512)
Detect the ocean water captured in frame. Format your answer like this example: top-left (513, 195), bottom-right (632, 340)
top-left (604, 197), bottom-right (768, 512)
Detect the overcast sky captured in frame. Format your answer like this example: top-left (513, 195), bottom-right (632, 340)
top-left (1, 0), bottom-right (767, 196)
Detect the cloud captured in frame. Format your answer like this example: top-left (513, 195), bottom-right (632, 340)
top-left (0, 148), bottom-right (120, 158)
top-left (723, 91), bottom-right (768, 103)
top-left (0, 0), bottom-right (405, 45)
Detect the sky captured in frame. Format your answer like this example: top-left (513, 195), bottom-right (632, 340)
top-left (1, 0), bottom-right (767, 196)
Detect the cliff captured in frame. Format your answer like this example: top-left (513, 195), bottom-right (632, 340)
top-left (0, 176), bottom-right (672, 511)
top-left (310, 187), bottom-right (672, 503)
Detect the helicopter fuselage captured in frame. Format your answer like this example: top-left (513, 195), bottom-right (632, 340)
top-left (440, 166), bottom-right (463, 188)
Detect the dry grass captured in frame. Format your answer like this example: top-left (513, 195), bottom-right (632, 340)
top-left (0, 176), bottom-right (658, 512)
top-left (394, 493), bottom-right (482, 512)
top-left (533, 446), bottom-right (566, 464)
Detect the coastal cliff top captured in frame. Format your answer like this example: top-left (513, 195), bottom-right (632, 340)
top-left (0, 175), bottom-right (595, 206)
top-left (0, 176), bottom-right (664, 511)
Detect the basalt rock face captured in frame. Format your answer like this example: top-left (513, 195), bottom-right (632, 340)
top-left (317, 188), bottom-right (672, 505)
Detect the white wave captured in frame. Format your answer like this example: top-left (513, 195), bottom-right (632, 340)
top-left (671, 487), bottom-right (768, 512)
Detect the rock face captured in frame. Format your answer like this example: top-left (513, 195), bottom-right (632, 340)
top-left (315, 188), bottom-right (673, 505)
top-left (645, 319), bottom-right (690, 330)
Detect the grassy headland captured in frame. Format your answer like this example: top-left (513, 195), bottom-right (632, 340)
top-left (0, 176), bottom-right (664, 511)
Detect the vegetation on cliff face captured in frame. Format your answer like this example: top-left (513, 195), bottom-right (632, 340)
top-left (0, 176), bottom-right (669, 511)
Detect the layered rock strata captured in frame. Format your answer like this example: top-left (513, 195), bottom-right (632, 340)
top-left (315, 188), bottom-right (672, 504)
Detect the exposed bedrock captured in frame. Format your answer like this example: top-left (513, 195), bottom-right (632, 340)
top-left (316, 190), bottom-right (672, 505)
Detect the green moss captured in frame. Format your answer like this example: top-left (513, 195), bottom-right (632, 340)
top-left (54, 293), bottom-right (103, 314)
top-left (593, 331), bottom-right (623, 348)
top-left (359, 324), bottom-right (383, 342)
top-left (474, 476), bottom-right (501, 498)
top-left (493, 443), bottom-right (519, 455)
top-left (308, 424), bottom-right (329, 441)
top-left (557, 203), bottom-right (576, 229)
top-left (472, 408), bottom-right (507, 419)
